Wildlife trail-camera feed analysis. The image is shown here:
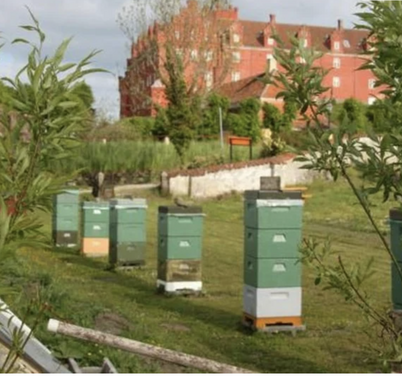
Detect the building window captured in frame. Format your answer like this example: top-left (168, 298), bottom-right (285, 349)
top-left (267, 37), bottom-right (275, 46)
top-left (233, 33), bottom-right (240, 43)
top-left (231, 71), bottom-right (241, 82)
top-left (368, 97), bottom-right (376, 105)
top-left (333, 76), bottom-right (340, 87)
top-left (232, 51), bottom-right (241, 62)
top-left (368, 79), bottom-right (376, 89)
top-left (205, 72), bottom-right (213, 89)
top-left (205, 50), bottom-right (213, 62)
top-left (266, 54), bottom-right (277, 71)
top-left (303, 38), bottom-right (308, 47)
top-left (333, 57), bottom-right (341, 69)
top-left (334, 41), bottom-right (340, 51)
top-left (190, 49), bottom-right (198, 60)
top-left (343, 39), bottom-right (351, 48)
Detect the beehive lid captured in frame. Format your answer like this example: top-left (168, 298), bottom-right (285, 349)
top-left (158, 206), bottom-right (203, 214)
top-left (59, 189), bottom-right (79, 196)
top-left (390, 208), bottom-right (402, 221)
top-left (82, 202), bottom-right (110, 210)
top-left (244, 190), bottom-right (302, 200)
top-left (110, 199), bottom-right (147, 208)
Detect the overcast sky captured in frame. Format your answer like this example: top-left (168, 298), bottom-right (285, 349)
top-left (0, 0), bottom-right (362, 119)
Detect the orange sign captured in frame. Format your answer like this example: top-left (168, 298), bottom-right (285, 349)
top-left (228, 136), bottom-right (252, 147)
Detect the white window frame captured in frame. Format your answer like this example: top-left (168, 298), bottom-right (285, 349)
top-left (205, 72), bottom-right (213, 88)
top-left (231, 71), bottom-right (241, 82)
top-left (267, 37), bottom-right (275, 46)
top-left (266, 54), bottom-right (277, 71)
top-left (368, 79), bottom-right (376, 90)
top-left (333, 76), bottom-right (340, 88)
top-left (233, 33), bottom-right (240, 43)
top-left (333, 57), bottom-right (341, 69)
top-left (205, 50), bottom-right (213, 62)
top-left (190, 49), bottom-right (198, 60)
top-left (232, 51), bottom-right (241, 63)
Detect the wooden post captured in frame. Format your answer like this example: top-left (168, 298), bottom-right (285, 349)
top-left (47, 319), bottom-right (253, 374)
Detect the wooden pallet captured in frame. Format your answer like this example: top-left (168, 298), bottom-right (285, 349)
top-left (242, 313), bottom-right (306, 334)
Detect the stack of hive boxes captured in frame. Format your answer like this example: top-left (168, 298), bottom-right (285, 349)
top-left (157, 206), bottom-right (204, 294)
top-left (52, 189), bottom-right (80, 248)
top-left (81, 202), bottom-right (110, 257)
top-left (242, 190), bottom-right (304, 331)
top-left (109, 199), bottom-right (148, 267)
top-left (389, 209), bottom-right (402, 311)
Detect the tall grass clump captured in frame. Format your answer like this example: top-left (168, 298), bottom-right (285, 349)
top-left (51, 140), bottom-right (264, 182)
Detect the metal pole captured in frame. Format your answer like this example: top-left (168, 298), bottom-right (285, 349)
top-left (219, 107), bottom-right (224, 151)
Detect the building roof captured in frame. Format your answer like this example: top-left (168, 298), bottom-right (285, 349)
top-left (226, 19), bottom-right (368, 54)
top-left (218, 74), bottom-right (283, 105)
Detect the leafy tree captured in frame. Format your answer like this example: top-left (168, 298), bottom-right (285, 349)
top-left (228, 98), bottom-right (261, 142)
top-left (262, 103), bottom-right (282, 132)
top-left (270, 0), bottom-right (402, 369)
top-left (198, 93), bottom-right (230, 138)
top-left (0, 10), bottom-right (105, 258)
top-left (163, 45), bottom-right (199, 161)
top-left (335, 98), bottom-right (369, 131)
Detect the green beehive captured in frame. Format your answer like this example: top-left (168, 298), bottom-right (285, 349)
top-left (82, 202), bottom-right (110, 223)
top-left (392, 262), bottom-right (402, 310)
top-left (158, 206), bottom-right (204, 237)
top-left (244, 227), bottom-right (302, 259)
top-left (244, 255), bottom-right (301, 288)
top-left (52, 189), bottom-right (80, 205)
top-left (82, 222), bottom-right (110, 238)
top-left (52, 216), bottom-right (80, 232)
top-left (244, 200), bottom-right (303, 230)
top-left (110, 199), bottom-right (147, 224)
top-left (390, 209), bottom-right (402, 262)
top-left (158, 259), bottom-right (202, 282)
top-left (53, 203), bottom-right (80, 219)
top-left (158, 236), bottom-right (202, 261)
top-left (110, 223), bottom-right (146, 244)
top-left (109, 242), bottom-right (146, 265)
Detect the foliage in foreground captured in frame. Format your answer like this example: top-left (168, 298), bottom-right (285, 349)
top-left (270, 0), bottom-right (402, 368)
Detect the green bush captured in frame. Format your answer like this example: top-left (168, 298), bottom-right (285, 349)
top-left (228, 98), bottom-right (261, 142)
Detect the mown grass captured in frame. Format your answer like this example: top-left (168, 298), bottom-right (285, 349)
top-left (49, 141), bottom-right (264, 181)
top-left (0, 176), bottom-right (396, 373)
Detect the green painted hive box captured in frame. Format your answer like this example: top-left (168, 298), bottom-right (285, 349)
top-left (82, 222), bottom-right (109, 238)
top-left (390, 209), bottom-right (402, 262)
top-left (244, 255), bottom-right (301, 288)
top-left (158, 206), bottom-right (204, 237)
top-left (244, 197), bottom-right (303, 230)
top-left (158, 235), bottom-right (202, 261)
top-left (392, 262), bottom-right (402, 310)
top-left (52, 216), bottom-right (80, 232)
top-left (110, 223), bottom-right (146, 244)
top-left (52, 189), bottom-right (80, 205)
top-left (82, 202), bottom-right (110, 223)
top-left (53, 203), bottom-right (79, 219)
top-left (110, 199), bottom-right (147, 224)
top-left (244, 227), bottom-right (302, 259)
top-left (109, 242), bottom-right (146, 265)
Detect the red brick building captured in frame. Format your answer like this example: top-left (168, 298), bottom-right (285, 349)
top-left (119, 3), bottom-right (381, 119)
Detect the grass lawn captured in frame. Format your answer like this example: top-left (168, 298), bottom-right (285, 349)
top-left (0, 176), bottom-right (396, 373)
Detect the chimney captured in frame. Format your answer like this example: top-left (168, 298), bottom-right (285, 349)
top-left (270, 14), bottom-right (276, 25)
top-left (337, 19), bottom-right (344, 30)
